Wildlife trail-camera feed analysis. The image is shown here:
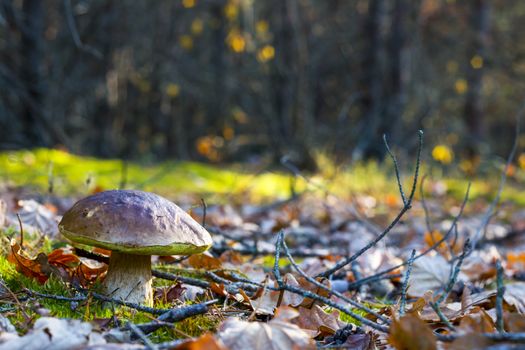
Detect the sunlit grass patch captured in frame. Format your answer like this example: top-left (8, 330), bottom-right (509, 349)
top-left (1, 148), bottom-right (525, 206)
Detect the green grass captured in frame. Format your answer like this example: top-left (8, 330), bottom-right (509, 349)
top-left (1, 148), bottom-right (525, 206)
top-left (0, 148), bottom-right (304, 202)
top-left (0, 254), bottom-right (220, 340)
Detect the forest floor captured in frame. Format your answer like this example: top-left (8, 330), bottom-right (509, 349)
top-left (1, 144), bottom-right (525, 349)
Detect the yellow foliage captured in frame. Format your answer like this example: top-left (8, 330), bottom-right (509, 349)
top-left (232, 107), bottom-right (248, 124)
top-left (455, 79), bottom-right (468, 94)
top-left (227, 30), bottom-right (246, 53)
top-left (182, 0), bottom-right (196, 9)
top-left (196, 137), bottom-right (213, 157)
top-left (191, 18), bottom-right (204, 35)
top-left (256, 20), bottom-right (269, 34)
top-left (432, 144), bottom-right (454, 164)
top-left (224, 2), bottom-right (239, 20)
top-left (470, 55), bottom-right (483, 69)
top-left (196, 136), bottom-right (223, 162)
top-left (223, 126), bottom-right (234, 141)
top-left (518, 153), bottom-right (525, 170)
top-left (459, 158), bottom-right (479, 176)
top-left (179, 35), bottom-right (194, 50)
top-left (257, 45), bottom-right (275, 62)
top-left (165, 83), bottom-right (180, 98)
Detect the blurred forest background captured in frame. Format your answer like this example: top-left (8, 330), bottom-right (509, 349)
top-left (0, 0), bottom-right (522, 170)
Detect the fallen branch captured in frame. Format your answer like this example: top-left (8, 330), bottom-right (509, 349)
top-left (316, 130), bottom-right (423, 278)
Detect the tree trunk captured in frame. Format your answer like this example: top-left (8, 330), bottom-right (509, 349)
top-left (20, 0), bottom-right (45, 146)
top-left (464, 0), bottom-right (490, 158)
top-left (353, 0), bottom-right (385, 160)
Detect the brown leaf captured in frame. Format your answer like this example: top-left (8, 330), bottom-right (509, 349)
top-left (72, 258), bottom-right (107, 287)
top-left (292, 305), bottom-right (345, 337)
top-left (249, 274), bottom-right (303, 315)
top-left (388, 314), bottom-right (437, 350)
top-left (173, 333), bottom-right (227, 350)
top-left (504, 312), bottom-right (525, 332)
top-left (329, 332), bottom-right (373, 350)
top-left (424, 231), bottom-right (450, 258)
top-left (189, 253), bottom-right (222, 270)
top-left (7, 239), bottom-right (48, 283)
top-left (153, 282), bottom-right (186, 304)
top-left (296, 276), bottom-right (331, 308)
top-left (217, 307), bottom-right (315, 350)
top-left (457, 307), bottom-right (496, 333)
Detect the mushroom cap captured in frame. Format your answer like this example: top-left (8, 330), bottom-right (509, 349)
top-left (59, 190), bottom-right (213, 255)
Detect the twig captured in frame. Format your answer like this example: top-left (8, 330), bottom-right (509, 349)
top-left (269, 231), bottom-right (390, 333)
top-left (437, 332), bottom-right (525, 343)
top-left (347, 183), bottom-right (470, 290)
top-left (496, 260), bottom-right (505, 333)
top-left (151, 270), bottom-right (210, 289)
top-left (133, 300), bottom-right (218, 335)
top-left (127, 322), bottom-right (157, 350)
top-left (383, 134), bottom-right (407, 205)
top-left (420, 174), bottom-right (433, 233)
top-left (212, 244), bottom-right (332, 258)
top-left (399, 249), bottom-right (416, 316)
top-left (281, 237), bottom-right (390, 324)
top-left (273, 230), bottom-right (284, 287)
top-left (25, 289), bottom-right (86, 302)
top-left (430, 302), bottom-right (455, 330)
top-left (435, 239), bottom-right (471, 305)
top-left (16, 213), bottom-right (24, 249)
top-left (317, 130), bottom-right (423, 278)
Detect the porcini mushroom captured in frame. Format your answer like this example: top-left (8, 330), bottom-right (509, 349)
top-left (59, 190), bottom-right (212, 306)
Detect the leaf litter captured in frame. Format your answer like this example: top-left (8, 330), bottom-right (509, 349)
top-left (1, 135), bottom-right (525, 349)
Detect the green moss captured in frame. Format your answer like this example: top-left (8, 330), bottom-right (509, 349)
top-left (0, 254), bottom-right (219, 342)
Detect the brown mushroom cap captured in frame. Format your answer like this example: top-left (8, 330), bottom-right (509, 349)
top-left (59, 190), bottom-right (212, 255)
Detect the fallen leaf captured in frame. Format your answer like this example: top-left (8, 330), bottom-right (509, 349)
top-left (504, 312), bottom-right (525, 332)
top-left (388, 313), bottom-right (437, 350)
top-left (173, 333), bottom-right (227, 350)
top-left (7, 240), bottom-right (47, 283)
top-left (15, 199), bottom-right (59, 236)
top-left (154, 282), bottom-right (186, 304)
top-left (217, 307), bottom-right (315, 350)
top-left (407, 255), bottom-right (451, 297)
top-left (249, 274), bottom-right (303, 315)
top-left (292, 304), bottom-right (346, 337)
top-left (503, 282), bottom-right (525, 313)
top-left (0, 317), bottom-right (106, 350)
top-left (456, 306), bottom-right (496, 333)
top-left (189, 253), bottom-right (222, 270)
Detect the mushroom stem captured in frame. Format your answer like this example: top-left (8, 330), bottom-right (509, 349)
top-left (102, 252), bottom-right (153, 306)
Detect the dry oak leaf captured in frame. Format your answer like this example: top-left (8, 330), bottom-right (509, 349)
top-left (7, 240), bottom-right (48, 283)
top-left (292, 304), bottom-right (346, 337)
top-left (217, 307), bottom-right (315, 350)
top-left (388, 313), bottom-right (437, 350)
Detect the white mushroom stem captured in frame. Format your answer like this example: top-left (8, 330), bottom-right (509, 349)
top-left (102, 252), bottom-right (153, 306)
